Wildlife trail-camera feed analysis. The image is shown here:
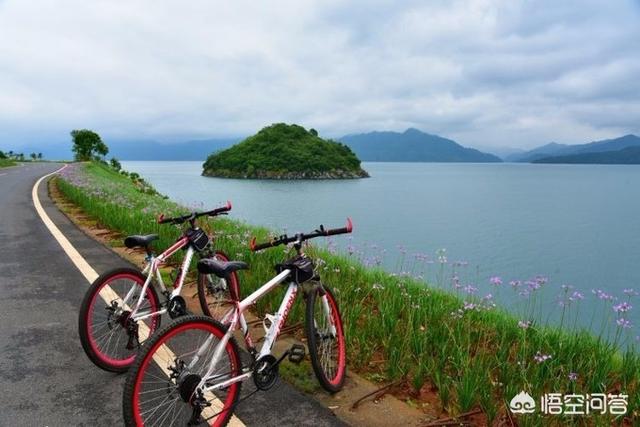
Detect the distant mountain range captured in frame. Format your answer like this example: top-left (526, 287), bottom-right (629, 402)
top-left (7, 130), bottom-right (639, 165)
top-left (533, 145), bottom-right (640, 164)
top-left (507, 134), bottom-right (640, 164)
top-left (338, 128), bottom-right (502, 163)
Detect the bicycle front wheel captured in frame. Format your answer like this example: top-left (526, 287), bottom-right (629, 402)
top-left (197, 251), bottom-right (239, 321)
top-left (305, 284), bottom-right (347, 393)
top-left (123, 315), bottom-right (242, 427)
top-left (78, 267), bottom-right (161, 372)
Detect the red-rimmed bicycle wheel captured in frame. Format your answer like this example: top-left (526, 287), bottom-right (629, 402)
top-left (78, 268), bottom-right (161, 372)
top-left (197, 251), bottom-right (240, 321)
top-left (123, 315), bottom-right (242, 427)
top-left (305, 284), bottom-right (347, 393)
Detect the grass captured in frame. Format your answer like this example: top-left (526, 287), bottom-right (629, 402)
top-left (55, 161), bottom-right (639, 424)
top-left (0, 158), bottom-right (17, 168)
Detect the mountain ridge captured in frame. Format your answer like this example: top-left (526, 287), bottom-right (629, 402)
top-left (338, 128), bottom-right (502, 163)
top-left (534, 145), bottom-right (640, 164)
top-left (508, 135), bottom-right (640, 163)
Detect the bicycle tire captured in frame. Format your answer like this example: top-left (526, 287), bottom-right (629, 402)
top-left (197, 251), bottom-right (240, 321)
top-left (123, 315), bottom-right (242, 427)
top-left (78, 267), bottom-right (161, 373)
top-left (305, 284), bottom-right (347, 393)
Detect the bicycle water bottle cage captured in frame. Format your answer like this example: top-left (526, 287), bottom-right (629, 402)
top-left (186, 228), bottom-right (210, 252)
top-left (275, 255), bottom-right (315, 284)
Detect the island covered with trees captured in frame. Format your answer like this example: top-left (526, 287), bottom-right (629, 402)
top-left (202, 123), bottom-right (369, 179)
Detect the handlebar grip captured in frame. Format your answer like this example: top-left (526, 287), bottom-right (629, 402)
top-left (326, 218), bottom-right (353, 236)
top-left (249, 237), bottom-right (276, 251)
top-left (208, 200), bottom-right (233, 217)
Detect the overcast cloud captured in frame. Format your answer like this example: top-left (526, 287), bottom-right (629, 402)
top-left (0, 0), bottom-right (639, 149)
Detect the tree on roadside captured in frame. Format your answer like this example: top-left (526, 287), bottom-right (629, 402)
top-left (37, 153), bottom-right (43, 160)
top-left (30, 153), bottom-right (37, 161)
top-left (110, 157), bottom-right (121, 171)
top-left (0, 150), bottom-right (6, 159)
top-left (71, 129), bottom-right (109, 161)
top-left (18, 153), bottom-right (24, 161)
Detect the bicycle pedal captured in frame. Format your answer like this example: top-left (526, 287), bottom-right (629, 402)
top-left (288, 344), bottom-right (306, 364)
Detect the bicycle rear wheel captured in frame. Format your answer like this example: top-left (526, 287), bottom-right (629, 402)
top-left (305, 284), bottom-right (346, 393)
top-left (197, 251), bottom-right (239, 321)
top-left (78, 267), bottom-right (161, 372)
top-left (123, 315), bottom-right (242, 427)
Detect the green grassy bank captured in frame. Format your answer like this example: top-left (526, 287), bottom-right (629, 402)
top-left (0, 158), bottom-right (17, 168)
top-left (55, 162), bottom-right (638, 425)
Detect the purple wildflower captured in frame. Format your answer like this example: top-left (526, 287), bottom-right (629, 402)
top-left (490, 276), bottom-right (503, 286)
top-left (518, 320), bottom-right (531, 329)
top-left (570, 291), bottom-right (584, 301)
top-left (463, 284), bottom-right (478, 295)
top-left (593, 289), bottom-right (615, 301)
top-left (616, 318), bottom-right (632, 329)
top-left (568, 372), bottom-right (578, 381)
top-left (534, 351), bottom-right (552, 363)
top-left (613, 302), bottom-right (632, 313)
top-left (623, 288), bottom-right (639, 297)
top-left (463, 301), bottom-right (477, 311)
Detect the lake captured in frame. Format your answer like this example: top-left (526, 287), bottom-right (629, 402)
top-left (122, 161), bottom-right (640, 336)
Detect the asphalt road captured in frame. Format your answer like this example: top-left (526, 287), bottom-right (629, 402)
top-left (0, 163), bottom-right (345, 426)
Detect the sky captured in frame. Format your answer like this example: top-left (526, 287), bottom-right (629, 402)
top-left (1, 0), bottom-right (639, 150)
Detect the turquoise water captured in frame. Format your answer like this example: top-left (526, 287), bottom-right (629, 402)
top-left (123, 161), bottom-right (640, 335)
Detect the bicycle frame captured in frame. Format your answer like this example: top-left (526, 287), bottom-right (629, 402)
top-left (189, 266), bottom-right (336, 394)
top-left (120, 236), bottom-right (195, 322)
top-left (191, 268), bottom-right (294, 392)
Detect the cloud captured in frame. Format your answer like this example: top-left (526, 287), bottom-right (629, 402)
top-left (0, 0), bottom-right (638, 149)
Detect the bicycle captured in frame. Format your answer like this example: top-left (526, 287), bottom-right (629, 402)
top-left (122, 219), bottom-right (352, 426)
top-left (78, 202), bottom-right (240, 373)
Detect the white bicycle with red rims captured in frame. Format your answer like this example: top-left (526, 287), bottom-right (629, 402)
top-left (122, 219), bottom-right (352, 426)
top-left (78, 202), bottom-right (238, 373)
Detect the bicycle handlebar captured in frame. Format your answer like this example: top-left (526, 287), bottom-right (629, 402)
top-left (157, 201), bottom-right (232, 225)
top-left (250, 218), bottom-right (353, 251)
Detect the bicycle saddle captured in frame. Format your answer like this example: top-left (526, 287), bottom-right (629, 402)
top-left (124, 234), bottom-right (159, 249)
top-left (197, 258), bottom-right (248, 278)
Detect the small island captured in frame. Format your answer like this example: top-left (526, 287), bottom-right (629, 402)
top-left (202, 123), bottom-right (369, 179)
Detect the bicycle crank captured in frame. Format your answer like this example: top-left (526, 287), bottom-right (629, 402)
top-left (253, 355), bottom-right (279, 391)
top-left (168, 296), bottom-right (187, 319)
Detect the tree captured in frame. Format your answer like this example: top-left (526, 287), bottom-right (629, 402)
top-left (30, 153), bottom-right (37, 161)
top-left (18, 153), bottom-right (24, 161)
top-left (110, 157), bottom-right (122, 171)
top-left (71, 129), bottom-right (109, 161)
top-left (37, 153), bottom-right (43, 160)
top-left (309, 128), bottom-right (318, 136)
top-left (0, 150), bottom-right (6, 159)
